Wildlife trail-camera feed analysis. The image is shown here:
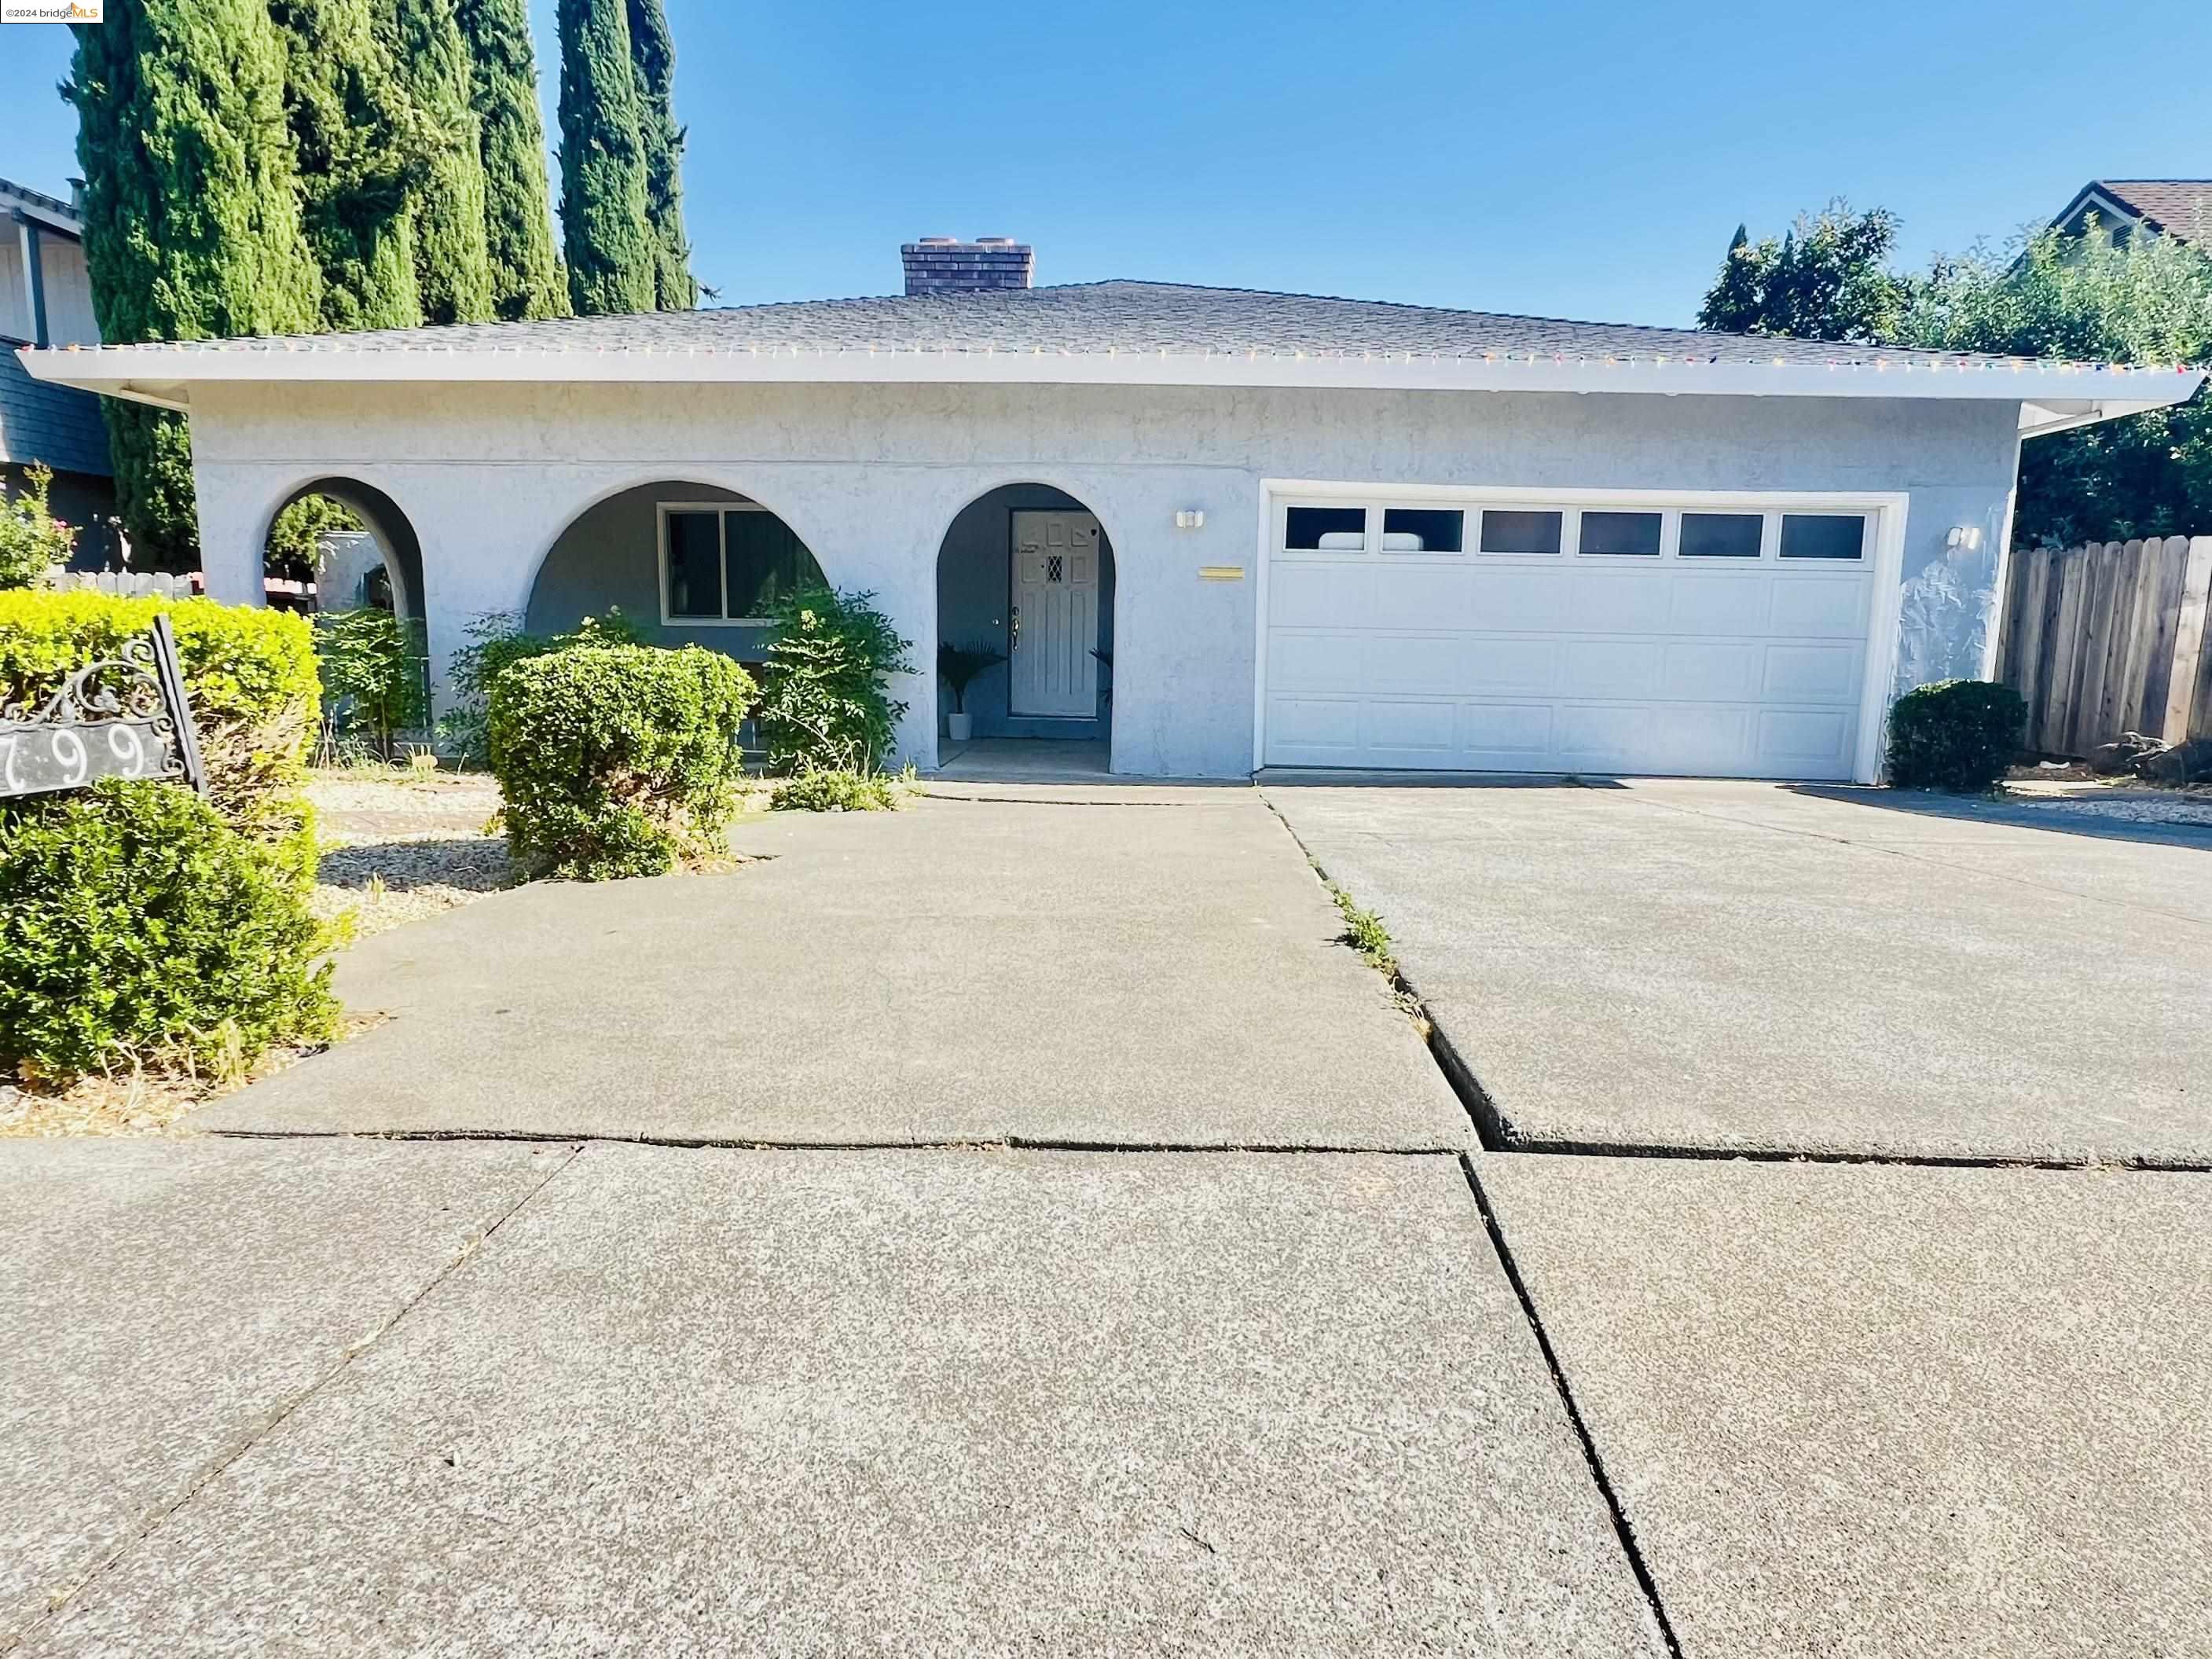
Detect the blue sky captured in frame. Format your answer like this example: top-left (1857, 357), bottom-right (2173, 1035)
top-left (5, 0), bottom-right (2207, 326)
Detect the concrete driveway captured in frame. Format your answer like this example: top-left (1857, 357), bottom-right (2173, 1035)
top-left (1265, 777), bottom-right (2212, 1164)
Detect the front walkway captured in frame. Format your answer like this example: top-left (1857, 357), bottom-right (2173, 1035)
top-left (201, 789), bottom-right (1462, 1148)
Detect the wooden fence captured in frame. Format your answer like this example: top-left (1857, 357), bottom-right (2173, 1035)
top-left (1997, 536), bottom-right (2212, 757)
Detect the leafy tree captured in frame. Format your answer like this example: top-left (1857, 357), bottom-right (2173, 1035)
top-left (625, 0), bottom-right (695, 310)
top-left (266, 494), bottom-right (362, 582)
top-left (1895, 226), bottom-right (2212, 545)
top-left (757, 585), bottom-right (915, 774)
top-left (455, 0), bottom-right (570, 321)
top-left (380, 0), bottom-right (498, 326)
top-left (64, 0), bottom-right (325, 571)
top-left (556, 0), bottom-right (656, 316)
top-left (269, 0), bottom-right (427, 332)
top-left (1697, 201), bottom-right (1908, 344)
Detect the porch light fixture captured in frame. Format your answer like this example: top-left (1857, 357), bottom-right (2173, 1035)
top-left (1946, 526), bottom-right (1984, 552)
top-left (1175, 509), bottom-right (1205, 530)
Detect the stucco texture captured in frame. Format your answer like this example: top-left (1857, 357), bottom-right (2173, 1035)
top-left (185, 381), bottom-right (2023, 777)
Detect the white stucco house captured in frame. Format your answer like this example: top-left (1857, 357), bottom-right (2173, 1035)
top-left (18, 238), bottom-right (2203, 781)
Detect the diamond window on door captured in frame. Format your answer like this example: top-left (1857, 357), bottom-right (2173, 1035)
top-left (1047, 555), bottom-right (1064, 583)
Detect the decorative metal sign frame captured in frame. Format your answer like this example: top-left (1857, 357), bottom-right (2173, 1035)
top-left (0, 613), bottom-right (206, 801)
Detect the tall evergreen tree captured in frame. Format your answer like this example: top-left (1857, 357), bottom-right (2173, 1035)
top-left (269, 0), bottom-right (427, 332)
top-left (625, 0), bottom-right (695, 310)
top-left (65, 0), bottom-right (324, 571)
top-left (379, 0), bottom-right (497, 326)
top-left (455, 0), bottom-right (570, 321)
top-left (556, 0), bottom-right (655, 316)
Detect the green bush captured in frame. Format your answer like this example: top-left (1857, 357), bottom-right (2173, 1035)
top-left (1887, 679), bottom-right (2026, 791)
top-left (0, 591), bottom-right (320, 829)
top-left (769, 769), bottom-right (902, 813)
top-left (487, 644), bottom-right (754, 880)
top-left (1, 464), bottom-right (79, 589)
top-left (0, 780), bottom-right (338, 1081)
top-left (441, 607), bottom-right (647, 766)
top-left (757, 585), bottom-right (913, 774)
top-left (314, 607), bottom-right (429, 762)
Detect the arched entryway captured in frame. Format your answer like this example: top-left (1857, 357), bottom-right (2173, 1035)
top-left (526, 480), bottom-right (825, 661)
top-left (269, 476), bottom-right (426, 623)
top-left (936, 483), bottom-right (1115, 769)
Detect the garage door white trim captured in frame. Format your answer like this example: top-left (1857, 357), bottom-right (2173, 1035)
top-left (1252, 480), bottom-right (1909, 783)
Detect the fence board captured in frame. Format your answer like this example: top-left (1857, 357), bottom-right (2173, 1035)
top-left (1999, 534), bottom-right (2212, 756)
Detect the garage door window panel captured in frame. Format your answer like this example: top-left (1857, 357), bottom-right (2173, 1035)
top-left (1578, 511), bottom-right (1664, 558)
top-left (1479, 510), bottom-right (1565, 556)
top-left (1780, 514), bottom-right (1867, 561)
top-left (1286, 505), bottom-right (1369, 551)
top-left (1381, 508), bottom-right (1464, 553)
top-left (1679, 512), bottom-right (1765, 560)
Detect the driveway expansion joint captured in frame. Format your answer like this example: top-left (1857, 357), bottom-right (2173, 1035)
top-left (9, 1140), bottom-right (585, 1650)
top-left (205, 1127), bottom-right (1469, 1156)
top-left (1458, 1153), bottom-right (1686, 1659)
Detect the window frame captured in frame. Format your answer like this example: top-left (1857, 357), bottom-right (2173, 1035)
top-left (657, 501), bottom-right (817, 627)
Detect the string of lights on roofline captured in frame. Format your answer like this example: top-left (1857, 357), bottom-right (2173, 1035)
top-left (42, 339), bottom-right (2205, 375)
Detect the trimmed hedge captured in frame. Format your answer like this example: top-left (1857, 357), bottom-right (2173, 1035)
top-left (1887, 679), bottom-right (2026, 792)
top-left (487, 644), bottom-right (754, 880)
top-left (0, 780), bottom-right (338, 1080)
top-left (0, 591), bottom-right (320, 828)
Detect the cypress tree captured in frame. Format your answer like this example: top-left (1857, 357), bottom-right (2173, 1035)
top-left (625, 0), bottom-right (695, 310)
top-left (455, 0), bottom-right (570, 321)
top-left (556, 0), bottom-right (655, 317)
top-left (269, 0), bottom-right (427, 332)
top-left (65, 0), bottom-right (324, 571)
top-left (380, 0), bottom-right (498, 326)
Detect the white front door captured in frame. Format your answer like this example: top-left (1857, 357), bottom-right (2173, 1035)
top-left (1010, 511), bottom-right (1101, 718)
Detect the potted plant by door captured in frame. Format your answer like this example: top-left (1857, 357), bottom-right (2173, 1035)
top-left (937, 640), bottom-right (1007, 742)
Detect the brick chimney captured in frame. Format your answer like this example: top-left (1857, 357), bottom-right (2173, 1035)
top-left (901, 236), bottom-right (1033, 297)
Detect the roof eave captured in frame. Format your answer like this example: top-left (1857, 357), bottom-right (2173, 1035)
top-left (18, 342), bottom-right (2203, 426)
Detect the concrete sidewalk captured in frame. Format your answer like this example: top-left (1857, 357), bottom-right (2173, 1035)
top-left (203, 791), bottom-right (1465, 1150)
top-left (0, 1139), bottom-right (559, 1649)
top-left (1267, 778), bottom-right (2212, 1164)
top-left (13, 1142), bottom-right (1663, 1657)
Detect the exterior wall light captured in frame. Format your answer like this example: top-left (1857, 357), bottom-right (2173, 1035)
top-left (1946, 526), bottom-right (1984, 552)
top-left (1174, 509), bottom-right (1205, 530)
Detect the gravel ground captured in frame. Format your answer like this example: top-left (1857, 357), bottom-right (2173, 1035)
top-left (2003, 777), bottom-right (2212, 828)
top-left (308, 769), bottom-right (514, 939)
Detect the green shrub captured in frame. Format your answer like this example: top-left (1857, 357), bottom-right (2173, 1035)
top-left (0, 591), bottom-right (319, 829)
top-left (0, 780), bottom-right (338, 1081)
top-left (769, 769), bottom-right (901, 813)
top-left (487, 644), bottom-right (754, 880)
top-left (757, 585), bottom-right (913, 774)
top-left (1887, 679), bottom-right (2026, 791)
top-left (314, 607), bottom-right (429, 762)
top-left (441, 607), bottom-right (647, 765)
top-left (1, 464), bottom-right (79, 589)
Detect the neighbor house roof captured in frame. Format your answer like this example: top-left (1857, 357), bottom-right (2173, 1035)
top-left (2052, 179), bottom-right (2212, 244)
top-left (17, 280), bottom-right (2203, 436)
top-left (0, 175), bottom-right (84, 239)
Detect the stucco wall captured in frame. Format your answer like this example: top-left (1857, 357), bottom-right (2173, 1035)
top-left (183, 379), bottom-right (2025, 777)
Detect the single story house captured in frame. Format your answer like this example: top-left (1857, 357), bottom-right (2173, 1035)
top-left (19, 240), bottom-right (2203, 781)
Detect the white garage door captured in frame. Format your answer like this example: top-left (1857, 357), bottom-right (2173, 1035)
top-left (1261, 495), bottom-right (1883, 780)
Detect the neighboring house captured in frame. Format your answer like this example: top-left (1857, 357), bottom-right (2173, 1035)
top-left (2049, 178), bottom-right (2212, 248)
top-left (20, 239), bottom-right (2202, 782)
top-left (0, 174), bottom-right (116, 567)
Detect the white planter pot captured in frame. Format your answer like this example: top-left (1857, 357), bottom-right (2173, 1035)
top-left (946, 712), bottom-right (974, 742)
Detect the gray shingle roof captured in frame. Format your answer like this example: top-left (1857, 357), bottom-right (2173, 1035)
top-left (2096, 180), bottom-right (2212, 243)
top-left (0, 346), bottom-right (109, 476)
top-left (48, 280), bottom-right (2056, 369)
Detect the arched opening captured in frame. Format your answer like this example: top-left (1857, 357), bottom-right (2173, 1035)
top-left (526, 481), bottom-right (825, 666)
top-left (268, 477), bottom-right (426, 623)
top-left (268, 477), bottom-right (429, 762)
top-left (935, 483), bottom-right (1115, 769)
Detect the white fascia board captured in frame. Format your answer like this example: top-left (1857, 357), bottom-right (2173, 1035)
top-left (2017, 398), bottom-right (2183, 438)
top-left (18, 339), bottom-right (2205, 423)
